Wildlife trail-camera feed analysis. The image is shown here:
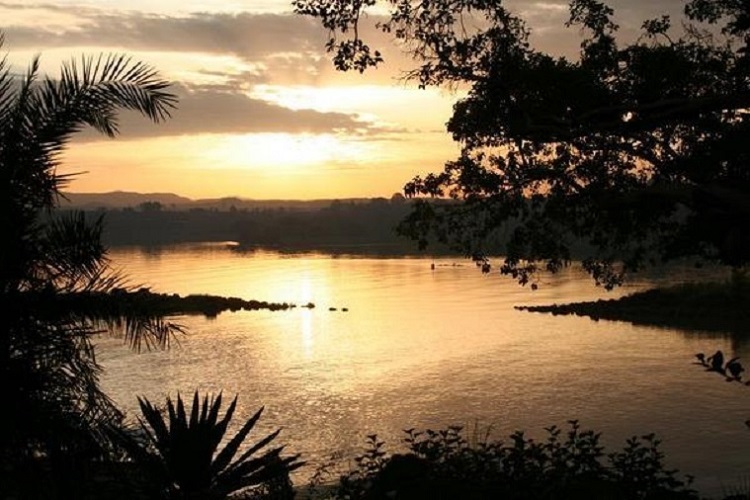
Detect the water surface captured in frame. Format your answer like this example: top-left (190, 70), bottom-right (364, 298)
top-left (98, 244), bottom-right (749, 496)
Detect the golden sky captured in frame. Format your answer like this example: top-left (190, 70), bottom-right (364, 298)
top-left (1, 0), bottom-right (683, 199)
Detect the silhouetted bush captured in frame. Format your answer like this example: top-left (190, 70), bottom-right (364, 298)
top-left (330, 421), bottom-right (697, 499)
top-left (109, 391), bottom-right (303, 500)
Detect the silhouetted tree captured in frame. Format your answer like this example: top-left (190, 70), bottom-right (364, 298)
top-left (138, 200), bottom-right (164, 212)
top-left (295, 0), bottom-right (750, 288)
top-left (0, 33), bottom-right (178, 496)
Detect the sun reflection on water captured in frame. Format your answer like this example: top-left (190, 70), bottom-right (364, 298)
top-left (300, 309), bottom-right (314, 357)
top-left (297, 274), bottom-right (313, 304)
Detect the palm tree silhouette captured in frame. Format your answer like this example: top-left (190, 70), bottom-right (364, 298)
top-left (0, 32), bottom-right (178, 497)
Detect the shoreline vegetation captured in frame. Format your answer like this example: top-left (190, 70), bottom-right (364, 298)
top-left (516, 281), bottom-right (750, 335)
top-left (52, 198), bottom-right (471, 255)
top-left (59, 288), bottom-right (316, 318)
top-left (74, 197), bottom-right (748, 335)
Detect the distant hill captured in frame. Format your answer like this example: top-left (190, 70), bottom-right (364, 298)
top-left (60, 191), bottom-right (391, 211)
top-left (188, 197), bottom-right (375, 211)
top-left (60, 191), bottom-right (193, 209)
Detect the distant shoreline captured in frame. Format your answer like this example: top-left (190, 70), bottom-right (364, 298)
top-left (59, 191), bottom-right (411, 211)
top-left (54, 201), bottom-right (473, 255)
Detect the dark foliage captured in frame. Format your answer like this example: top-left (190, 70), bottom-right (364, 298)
top-left (333, 422), bottom-right (696, 499)
top-left (295, 0), bottom-right (750, 288)
top-left (60, 198), bottom-right (447, 254)
top-left (50, 288), bottom-right (301, 326)
top-left (109, 391), bottom-right (303, 500)
top-left (517, 280), bottom-right (750, 335)
top-left (0, 33), bottom-right (178, 497)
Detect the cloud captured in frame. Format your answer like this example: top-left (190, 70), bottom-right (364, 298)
top-left (75, 82), bottom-right (393, 141)
top-left (2, 9), bottom-right (323, 60)
top-left (0, 1), bottom-right (692, 62)
top-left (1, 1), bottom-right (695, 137)
top-left (0, 2), bottom-right (412, 84)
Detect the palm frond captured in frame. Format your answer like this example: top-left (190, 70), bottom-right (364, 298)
top-left (1, 43), bottom-right (177, 216)
top-left (189, 391), bottom-right (201, 429)
top-left (215, 448), bottom-right (303, 496)
top-left (232, 428), bottom-right (284, 467)
top-left (211, 406), bottom-right (265, 474)
top-left (0, 55), bottom-right (56, 211)
top-left (208, 392), bottom-right (226, 431)
top-left (137, 397), bottom-right (170, 449)
top-left (0, 34), bottom-right (16, 119)
top-left (40, 211), bottom-right (107, 288)
top-left (32, 53), bottom-right (176, 152)
top-left (7, 314), bottom-right (124, 457)
top-left (214, 394), bottom-right (237, 442)
top-left (23, 286), bottom-right (185, 352)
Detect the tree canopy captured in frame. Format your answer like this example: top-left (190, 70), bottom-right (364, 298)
top-left (294, 0), bottom-right (750, 288)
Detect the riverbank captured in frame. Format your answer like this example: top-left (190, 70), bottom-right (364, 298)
top-left (516, 281), bottom-right (750, 334)
top-left (59, 289), bottom-right (314, 318)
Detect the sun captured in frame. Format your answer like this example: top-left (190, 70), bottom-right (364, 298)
top-left (205, 132), bottom-right (374, 171)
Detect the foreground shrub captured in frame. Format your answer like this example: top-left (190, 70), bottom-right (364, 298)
top-left (110, 391), bottom-right (303, 499)
top-left (331, 421), bottom-right (696, 499)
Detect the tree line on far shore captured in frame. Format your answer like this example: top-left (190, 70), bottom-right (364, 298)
top-left (54, 197), bottom-right (466, 253)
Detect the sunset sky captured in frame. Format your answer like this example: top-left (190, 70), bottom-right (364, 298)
top-left (2, 0), bottom-right (683, 199)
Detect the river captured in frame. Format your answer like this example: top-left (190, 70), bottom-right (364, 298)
top-left (96, 243), bottom-right (749, 496)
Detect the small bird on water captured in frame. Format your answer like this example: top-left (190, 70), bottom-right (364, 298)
top-left (706, 350), bottom-right (725, 373)
top-left (695, 350), bottom-right (747, 384)
top-left (725, 357), bottom-right (744, 381)
top-left (695, 353), bottom-right (707, 366)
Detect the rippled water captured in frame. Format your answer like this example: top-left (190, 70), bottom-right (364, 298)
top-left (97, 243), bottom-right (749, 496)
